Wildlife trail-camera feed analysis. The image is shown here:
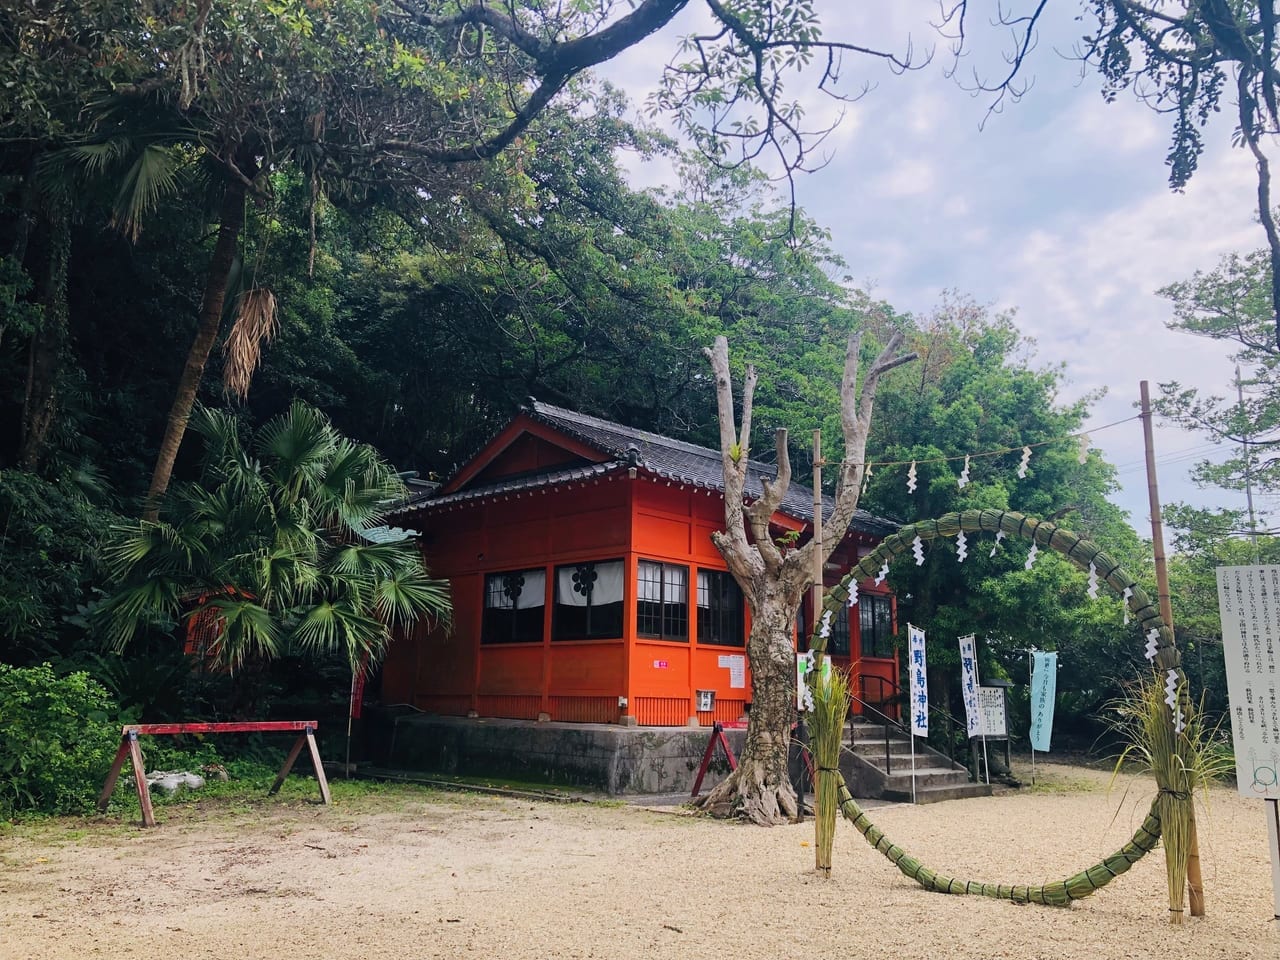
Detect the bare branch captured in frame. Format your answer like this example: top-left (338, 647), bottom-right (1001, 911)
top-left (823, 330), bottom-right (916, 560)
top-left (749, 427), bottom-right (788, 574)
top-left (705, 336), bottom-right (755, 574)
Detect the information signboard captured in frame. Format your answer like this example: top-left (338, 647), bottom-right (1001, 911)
top-left (978, 686), bottom-right (1007, 739)
top-left (1215, 565), bottom-right (1280, 800)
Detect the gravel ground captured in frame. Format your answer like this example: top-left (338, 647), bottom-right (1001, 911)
top-left (1, 761), bottom-right (1276, 960)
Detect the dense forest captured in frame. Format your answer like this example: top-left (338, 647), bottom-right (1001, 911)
top-left (0, 1), bottom-right (1266, 817)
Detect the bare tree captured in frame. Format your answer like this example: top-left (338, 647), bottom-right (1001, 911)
top-left (698, 330), bottom-right (914, 824)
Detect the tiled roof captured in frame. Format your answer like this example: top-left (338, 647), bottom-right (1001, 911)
top-left (391, 460), bottom-right (626, 516)
top-left (525, 401), bottom-right (896, 536)
top-left (389, 400), bottom-right (897, 537)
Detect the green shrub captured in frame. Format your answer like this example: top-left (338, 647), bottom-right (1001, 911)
top-left (0, 663), bottom-right (120, 817)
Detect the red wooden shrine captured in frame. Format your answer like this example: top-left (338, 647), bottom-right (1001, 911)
top-left (381, 402), bottom-right (899, 727)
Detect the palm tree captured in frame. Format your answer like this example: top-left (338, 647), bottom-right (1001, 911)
top-left (96, 401), bottom-right (449, 672)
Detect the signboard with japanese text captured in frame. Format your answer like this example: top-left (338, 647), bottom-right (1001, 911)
top-left (958, 635), bottom-right (981, 738)
top-left (908, 624), bottom-right (928, 736)
top-left (1030, 651), bottom-right (1058, 752)
top-left (977, 686), bottom-right (1007, 738)
top-left (1215, 565), bottom-right (1280, 800)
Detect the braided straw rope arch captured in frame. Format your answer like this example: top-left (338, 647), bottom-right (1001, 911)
top-left (808, 509), bottom-right (1191, 907)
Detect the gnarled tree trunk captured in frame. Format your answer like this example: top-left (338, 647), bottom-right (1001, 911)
top-left (696, 331), bottom-right (914, 824)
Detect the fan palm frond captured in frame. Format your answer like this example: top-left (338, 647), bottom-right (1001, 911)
top-left (188, 404), bottom-right (264, 493)
top-left (96, 577), bottom-right (184, 651)
top-left (111, 143), bottom-right (181, 241)
top-left (328, 541), bottom-right (404, 579)
top-left (258, 401), bottom-right (337, 505)
top-left (375, 566), bottom-right (452, 633)
top-left (202, 596), bottom-right (280, 669)
top-left (314, 438), bottom-right (401, 532)
top-left (64, 137), bottom-right (135, 177)
top-left (291, 600), bottom-right (387, 671)
top-left (101, 518), bottom-right (206, 578)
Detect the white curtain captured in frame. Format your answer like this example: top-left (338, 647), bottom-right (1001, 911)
top-left (487, 569), bottom-right (546, 609)
top-left (639, 561), bottom-right (662, 603)
top-left (664, 564), bottom-right (688, 604)
top-left (557, 560), bottom-right (624, 606)
top-left (639, 561), bottom-right (687, 603)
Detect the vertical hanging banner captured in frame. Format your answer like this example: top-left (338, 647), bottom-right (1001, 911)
top-left (908, 624), bottom-right (928, 736)
top-left (1215, 566), bottom-right (1280, 800)
top-left (958, 635), bottom-right (981, 737)
top-left (1029, 651), bottom-right (1058, 752)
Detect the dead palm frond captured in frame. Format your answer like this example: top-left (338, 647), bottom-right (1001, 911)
top-left (222, 287), bottom-right (279, 400)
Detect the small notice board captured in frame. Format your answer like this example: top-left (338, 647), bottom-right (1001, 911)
top-left (977, 686), bottom-right (1007, 738)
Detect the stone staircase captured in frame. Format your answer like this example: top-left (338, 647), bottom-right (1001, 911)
top-left (839, 720), bottom-right (991, 804)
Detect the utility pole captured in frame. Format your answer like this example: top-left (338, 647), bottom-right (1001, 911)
top-left (1238, 365), bottom-right (1262, 564)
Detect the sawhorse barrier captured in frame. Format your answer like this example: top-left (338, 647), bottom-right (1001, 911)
top-left (690, 721), bottom-right (739, 798)
top-left (690, 721), bottom-right (817, 800)
top-left (97, 721), bottom-right (331, 827)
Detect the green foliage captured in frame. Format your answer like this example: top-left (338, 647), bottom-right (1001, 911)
top-left (1153, 243), bottom-right (1280, 723)
top-left (0, 254), bottom-right (41, 340)
top-left (1154, 247), bottom-right (1280, 494)
top-left (95, 401), bottom-right (450, 671)
top-left (0, 664), bottom-right (120, 818)
top-left (0, 470), bottom-right (120, 664)
top-left (861, 299), bottom-right (1147, 738)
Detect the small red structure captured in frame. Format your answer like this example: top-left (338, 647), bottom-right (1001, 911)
top-left (381, 401), bottom-right (899, 726)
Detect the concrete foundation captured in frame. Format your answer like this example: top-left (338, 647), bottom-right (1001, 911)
top-left (365, 708), bottom-right (745, 795)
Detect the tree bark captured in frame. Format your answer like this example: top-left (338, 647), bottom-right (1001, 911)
top-left (696, 331), bottom-right (915, 824)
top-left (18, 212), bottom-right (70, 472)
top-left (143, 174), bottom-right (247, 519)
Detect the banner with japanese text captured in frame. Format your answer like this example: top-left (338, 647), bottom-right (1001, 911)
top-left (908, 624), bottom-right (928, 737)
top-left (1029, 651), bottom-right (1057, 753)
top-left (958, 634), bottom-right (981, 738)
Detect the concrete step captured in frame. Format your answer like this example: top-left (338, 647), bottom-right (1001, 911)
top-left (848, 723), bottom-right (908, 742)
top-left (857, 755), bottom-right (967, 777)
top-left (849, 740), bottom-right (917, 758)
top-left (880, 781), bottom-right (993, 804)
top-left (880, 768), bottom-right (972, 790)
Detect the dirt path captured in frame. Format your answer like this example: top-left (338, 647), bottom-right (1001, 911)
top-left (1, 764), bottom-right (1276, 960)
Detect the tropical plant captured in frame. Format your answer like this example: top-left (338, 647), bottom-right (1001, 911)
top-left (95, 401), bottom-right (450, 672)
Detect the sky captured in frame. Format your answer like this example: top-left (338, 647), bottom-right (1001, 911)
top-left (595, 1), bottom-right (1266, 531)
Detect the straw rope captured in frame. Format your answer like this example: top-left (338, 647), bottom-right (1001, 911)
top-left (809, 509), bottom-right (1192, 908)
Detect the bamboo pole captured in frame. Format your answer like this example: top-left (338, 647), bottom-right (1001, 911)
top-left (1141, 380), bottom-right (1205, 918)
top-left (812, 429), bottom-right (823, 671)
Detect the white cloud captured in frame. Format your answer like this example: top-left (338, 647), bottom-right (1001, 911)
top-left (874, 157), bottom-right (937, 198)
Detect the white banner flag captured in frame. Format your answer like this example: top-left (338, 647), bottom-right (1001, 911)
top-left (958, 635), bottom-right (981, 738)
top-left (908, 624), bottom-right (928, 736)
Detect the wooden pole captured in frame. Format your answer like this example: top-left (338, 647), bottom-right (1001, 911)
top-left (797, 429), bottom-right (822, 829)
top-left (1140, 380), bottom-right (1205, 917)
top-left (812, 429), bottom-right (824, 666)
